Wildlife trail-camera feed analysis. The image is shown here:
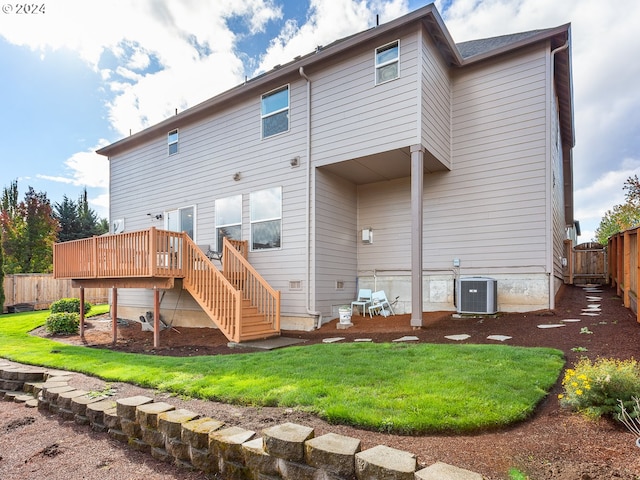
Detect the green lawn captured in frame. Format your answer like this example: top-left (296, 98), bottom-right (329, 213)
top-left (0, 308), bottom-right (564, 434)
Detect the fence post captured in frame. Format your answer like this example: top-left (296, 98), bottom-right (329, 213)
top-left (617, 234), bottom-right (623, 298)
top-left (624, 231), bottom-right (631, 308)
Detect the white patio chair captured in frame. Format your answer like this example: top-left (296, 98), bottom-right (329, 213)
top-left (351, 289), bottom-right (372, 315)
top-left (368, 290), bottom-right (396, 318)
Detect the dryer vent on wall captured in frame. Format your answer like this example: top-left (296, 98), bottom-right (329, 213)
top-left (457, 277), bottom-right (498, 314)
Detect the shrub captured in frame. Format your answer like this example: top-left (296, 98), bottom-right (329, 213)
top-left (50, 297), bottom-right (92, 315)
top-left (45, 312), bottom-right (80, 335)
top-left (559, 357), bottom-right (640, 419)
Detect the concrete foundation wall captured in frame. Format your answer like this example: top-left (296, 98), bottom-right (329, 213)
top-left (355, 272), bottom-right (551, 315)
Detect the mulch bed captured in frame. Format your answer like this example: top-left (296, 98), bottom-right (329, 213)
top-left (19, 283), bottom-right (640, 478)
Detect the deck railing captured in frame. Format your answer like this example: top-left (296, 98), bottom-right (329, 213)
top-left (53, 228), bottom-right (184, 279)
top-left (53, 228), bottom-right (280, 342)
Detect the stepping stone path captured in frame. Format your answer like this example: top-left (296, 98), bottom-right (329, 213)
top-left (444, 334), bottom-right (471, 341)
top-left (537, 324), bottom-right (566, 329)
top-left (322, 337), bottom-right (345, 343)
top-left (581, 286), bottom-right (602, 316)
top-left (487, 335), bottom-right (512, 342)
top-left (393, 336), bottom-right (419, 342)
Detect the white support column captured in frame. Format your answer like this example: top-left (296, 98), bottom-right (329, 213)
top-left (410, 145), bottom-right (424, 327)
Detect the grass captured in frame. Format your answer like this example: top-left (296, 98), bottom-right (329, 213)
top-left (0, 308), bottom-right (565, 434)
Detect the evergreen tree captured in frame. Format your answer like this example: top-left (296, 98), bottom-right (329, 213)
top-left (54, 187), bottom-right (108, 241)
top-left (54, 195), bottom-right (80, 242)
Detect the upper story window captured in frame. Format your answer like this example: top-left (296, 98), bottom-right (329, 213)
top-left (375, 40), bottom-right (399, 84)
top-left (261, 85), bottom-right (289, 138)
top-left (250, 186), bottom-right (282, 250)
top-left (215, 195), bottom-right (242, 251)
top-left (168, 129), bottom-right (179, 155)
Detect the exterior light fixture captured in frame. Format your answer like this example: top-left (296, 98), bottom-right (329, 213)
top-left (362, 228), bottom-right (373, 244)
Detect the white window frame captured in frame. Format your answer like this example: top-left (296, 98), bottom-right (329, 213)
top-left (164, 205), bottom-right (196, 240)
top-left (215, 195), bottom-right (242, 252)
top-left (375, 40), bottom-right (400, 85)
top-left (168, 129), bottom-right (179, 156)
top-left (250, 186), bottom-right (282, 251)
top-left (261, 85), bottom-right (290, 139)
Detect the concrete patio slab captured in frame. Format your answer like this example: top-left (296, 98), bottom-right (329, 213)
top-left (228, 337), bottom-right (307, 351)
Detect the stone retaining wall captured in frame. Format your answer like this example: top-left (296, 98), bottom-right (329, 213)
top-left (0, 362), bottom-right (483, 480)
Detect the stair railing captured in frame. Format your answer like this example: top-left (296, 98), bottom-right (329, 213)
top-left (181, 235), bottom-right (243, 342)
top-left (221, 237), bottom-right (281, 335)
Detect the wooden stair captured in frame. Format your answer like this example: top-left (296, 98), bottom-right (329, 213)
top-left (181, 236), bottom-right (281, 343)
top-left (237, 300), bottom-right (280, 341)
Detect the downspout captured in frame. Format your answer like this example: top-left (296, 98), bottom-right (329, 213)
top-left (299, 66), bottom-right (323, 327)
top-left (548, 41), bottom-right (569, 310)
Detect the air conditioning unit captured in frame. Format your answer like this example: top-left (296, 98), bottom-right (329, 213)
top-left (457, 277), bottom-right (498, 314)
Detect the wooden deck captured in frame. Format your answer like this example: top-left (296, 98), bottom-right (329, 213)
top-left (53, 228), bottom-right (280, 343)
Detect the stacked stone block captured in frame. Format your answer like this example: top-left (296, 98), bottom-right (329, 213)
top-left (1, 361), bottom-right (483, 479)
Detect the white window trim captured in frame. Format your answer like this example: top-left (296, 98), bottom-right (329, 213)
top-left (261, 84), bottom-right (290, 139)
top-left (168, 129), bottom-right (179, 156)
top-left (215, 195), bottom-right (242, 251)
top-left (250, 187), bottom-right (282, 251)
top-left (164, 204), bottom-right (196, 240)
top-left (375, 40), bottom-right (400, 85)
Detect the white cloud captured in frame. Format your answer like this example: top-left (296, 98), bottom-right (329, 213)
top-left (37, 141), bottom-right (110, 190)
top-left (255, 0), bottom-right (410, 75)
top-left (2, 0), bottom-right (639, 239)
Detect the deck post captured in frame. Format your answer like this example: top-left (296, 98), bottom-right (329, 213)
top-left (111, 287), bottom-right (118, 345)
top-left (410, 144), bottom-right (424, 328)
top-left (153, 287), bottom-right (160, 348)
top-left (79, 287), bottom-right (85, 338)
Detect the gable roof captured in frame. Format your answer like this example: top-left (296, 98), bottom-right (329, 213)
top-left (457, 28), bottom-right (558, 59)
top-left (97, 4), bottom-right (573, 157)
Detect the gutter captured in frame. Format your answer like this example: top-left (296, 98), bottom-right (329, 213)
top-left (299, 67), bottom-right (323, 328)
top-left (547, 40), bottom-right (570, 311)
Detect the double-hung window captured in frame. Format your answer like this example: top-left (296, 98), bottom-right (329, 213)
top-left (375, 40), bottom-right (399, 84)
top-left (261, 85), bottom-right (289, 138)
top-left (168, 129), bottom-right (179, 155)
top-left (215, 195), bottom-right (242, 251)
top-left (250, 187), bottom-right (281, 250)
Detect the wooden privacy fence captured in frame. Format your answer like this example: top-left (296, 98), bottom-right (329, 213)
top-left (563, 240), bottom-right (607, 285)
top-left (2, 274), bottom-right (110, 313)
top-left (608, 227), bottom-right (640, 323)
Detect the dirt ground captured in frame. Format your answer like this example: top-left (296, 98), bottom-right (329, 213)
top-left (3, 283), bottom-right (640, 479)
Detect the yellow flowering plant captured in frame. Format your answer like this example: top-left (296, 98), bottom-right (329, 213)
top-left (558, 357), bottom-right (640, 419)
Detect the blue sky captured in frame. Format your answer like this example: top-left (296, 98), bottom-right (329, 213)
top-left (1, 0), bottom-right (639, 243)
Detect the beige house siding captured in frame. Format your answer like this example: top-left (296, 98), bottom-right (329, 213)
top-left (353, 43), bottom-right (554, 313)
top-left (109, 80), bottom-right (313, 325)
top-left (310, 29), bottom-right (420, 166)
top-left (448, 45), bottom-right (549, 269)
top-left (314, 170), bottom-right (358, 317)
top-left (420, 25), bottom-right (452, 169)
